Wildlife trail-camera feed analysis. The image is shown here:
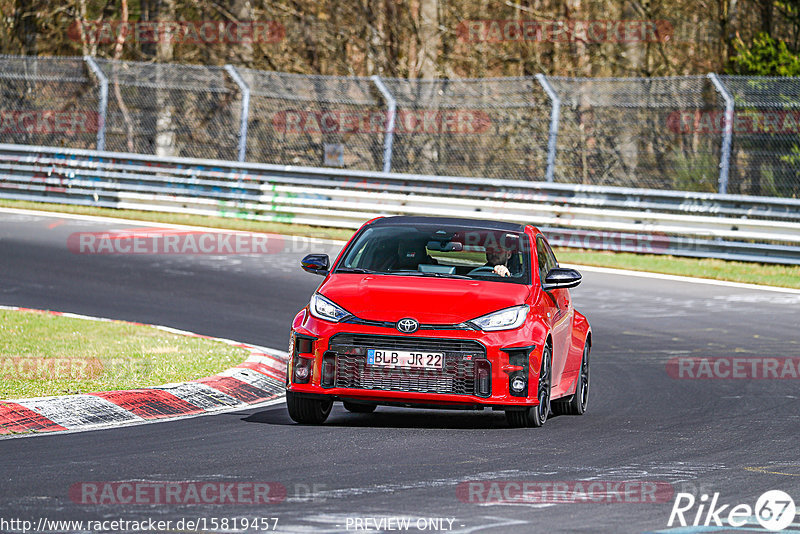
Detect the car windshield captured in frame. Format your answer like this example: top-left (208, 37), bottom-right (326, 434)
top-left (336, 223), bottom-right (530, 284)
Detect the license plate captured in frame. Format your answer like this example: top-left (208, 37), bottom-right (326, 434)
top-left (367, 349), bottom-right (444, 369)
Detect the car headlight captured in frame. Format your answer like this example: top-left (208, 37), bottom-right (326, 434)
top-left (469, 305), bottom-right (529, 331)
top-left (309, 293), bottom-right (351, 322)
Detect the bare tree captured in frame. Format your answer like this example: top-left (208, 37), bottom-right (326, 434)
top-left (154, 0), bottom-right (177, 157)
top-left (13, 0), bottom-right (38, 55)
top-left (417, 0), bottom-right (439, 79)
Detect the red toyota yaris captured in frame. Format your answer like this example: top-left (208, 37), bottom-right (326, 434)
top-left (286, 216), bottom-right (591, 428)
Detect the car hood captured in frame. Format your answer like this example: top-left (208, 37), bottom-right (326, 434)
top-left (318, 273), bottom-right (530, 324)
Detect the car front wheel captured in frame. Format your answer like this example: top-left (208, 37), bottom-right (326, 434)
top-left (553, 342), bottom-right (590, 416)
top-left (506, 345), bottom-right (551, 428)
top-left (286, 391), bottom-right (333, 424)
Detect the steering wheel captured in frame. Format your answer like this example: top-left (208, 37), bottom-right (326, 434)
top-left (467, 266), bottom-right (500, 276)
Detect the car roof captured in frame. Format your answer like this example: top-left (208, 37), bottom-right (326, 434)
top-left (369, 216), bottom-right (526, 232)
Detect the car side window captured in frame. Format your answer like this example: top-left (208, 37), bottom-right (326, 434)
top-left (536, 236), bottom-right (557, 285)
top-left (542, 238), bottom-right (559, 269)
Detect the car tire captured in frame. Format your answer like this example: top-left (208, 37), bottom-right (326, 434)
top-left (553, 342), bottom-right (590, 416)
top-left (286, 391), bottom-right (333, 424)
top-left (343, 401), bottom-right (377, 413)
top-left (505, 345), bottom-right (551, 428)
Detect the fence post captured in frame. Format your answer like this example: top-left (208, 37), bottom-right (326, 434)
top-left (224, 65), bottom-right (251, 162)
top-left (84, 56), bottom-right (108, 152)
top-left (708, 73), bottom-right (733, 195)
top-left (535, 74), bottom-right (560, 183)
top-left (371, 75), bottom-right (396, 173)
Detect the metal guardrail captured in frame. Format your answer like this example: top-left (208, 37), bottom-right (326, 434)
top-left (2, 143), bottom-right (800, 265)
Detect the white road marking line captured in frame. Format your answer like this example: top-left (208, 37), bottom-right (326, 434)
top-left (561, 263), bottom-right (800, 294)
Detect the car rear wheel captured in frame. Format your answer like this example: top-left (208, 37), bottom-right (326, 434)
top-left (506, 345), bottom-right (551, 428)
top-left (343, 401), bottom-right (377, 413)
top-left (286, 391), bottom-right (333, 424)
top-left (553, 342), bottom-right (590, 416)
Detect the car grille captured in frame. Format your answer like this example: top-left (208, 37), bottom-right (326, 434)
top-left (328, 333), bottom-right (488, 396)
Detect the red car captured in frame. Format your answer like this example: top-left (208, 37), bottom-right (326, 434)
top-left (286, 216), bottom-right (591, 428)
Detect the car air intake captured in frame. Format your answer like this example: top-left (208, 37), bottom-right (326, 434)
top-left (328, 334), bottom-right (489, 397)
top-left (321, 352), bottom-right (336, 388)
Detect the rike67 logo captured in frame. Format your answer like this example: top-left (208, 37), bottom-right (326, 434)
top-left (668, 490), bottom-right (797, 531)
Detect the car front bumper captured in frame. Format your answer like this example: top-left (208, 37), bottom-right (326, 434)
top-left (286, 310), bottom-right (546, 408)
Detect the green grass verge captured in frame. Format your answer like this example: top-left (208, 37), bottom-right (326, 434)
top-left (2, 198), bottom-right (800, 289)
top-left (0, 308), bottom-right (250, 400)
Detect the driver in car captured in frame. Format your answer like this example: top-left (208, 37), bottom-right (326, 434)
top-left (485, 244), bottom-right (513, 277)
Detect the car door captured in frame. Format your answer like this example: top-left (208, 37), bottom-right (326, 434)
top-left (536, 236), bottom-right (573, 395)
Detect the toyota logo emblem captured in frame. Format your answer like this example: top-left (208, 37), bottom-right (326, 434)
top-left (396, 318), bottom-right (419, 333)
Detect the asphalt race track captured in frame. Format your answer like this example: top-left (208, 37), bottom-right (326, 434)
top-left (1, 209), bottom-right (799, 534)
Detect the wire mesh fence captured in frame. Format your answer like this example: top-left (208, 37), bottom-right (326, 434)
top-left (719, 75), bottom-right (800, 198)
top-left (239, 69), bottom-right (385, 171)
top-left (0, 55), bottom-right (101, 150)
top-left (548, 76), bottom-right (724, 191)
top-left (1, 54), bottom-right (798, 197)
top-left (380, 76), bottom-right (552, 179)
top-left (93, 59), bottom-right (240, 160)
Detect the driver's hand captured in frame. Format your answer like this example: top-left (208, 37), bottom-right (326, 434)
top-left (493, 265), bottom-right (510, 277)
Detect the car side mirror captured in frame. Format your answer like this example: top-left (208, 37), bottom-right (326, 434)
top-left (542, 267), bottom-right (582, 290)
top-left (301, 254), bottom-right (329, 275)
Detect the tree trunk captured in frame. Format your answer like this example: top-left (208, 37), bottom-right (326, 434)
top-left (418, 0), bottom-right (439, 79)
top-left (154, 0), bottom-right (177, 158)
top-left (759, 0), bottom-right (773, 35)
top-left (365, 0), bottom-right (387, 75)
top-left (230, 0), bottom-right (255, 67)
top-left (14, 0), bottom-right (37, 55)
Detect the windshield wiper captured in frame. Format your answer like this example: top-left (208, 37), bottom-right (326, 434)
top-left (390, 271), bottom-right (472, 280)
top-left (422, 272), bottom-right (472, 279)
top-left (337, 269), bottom-right (471, 280)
